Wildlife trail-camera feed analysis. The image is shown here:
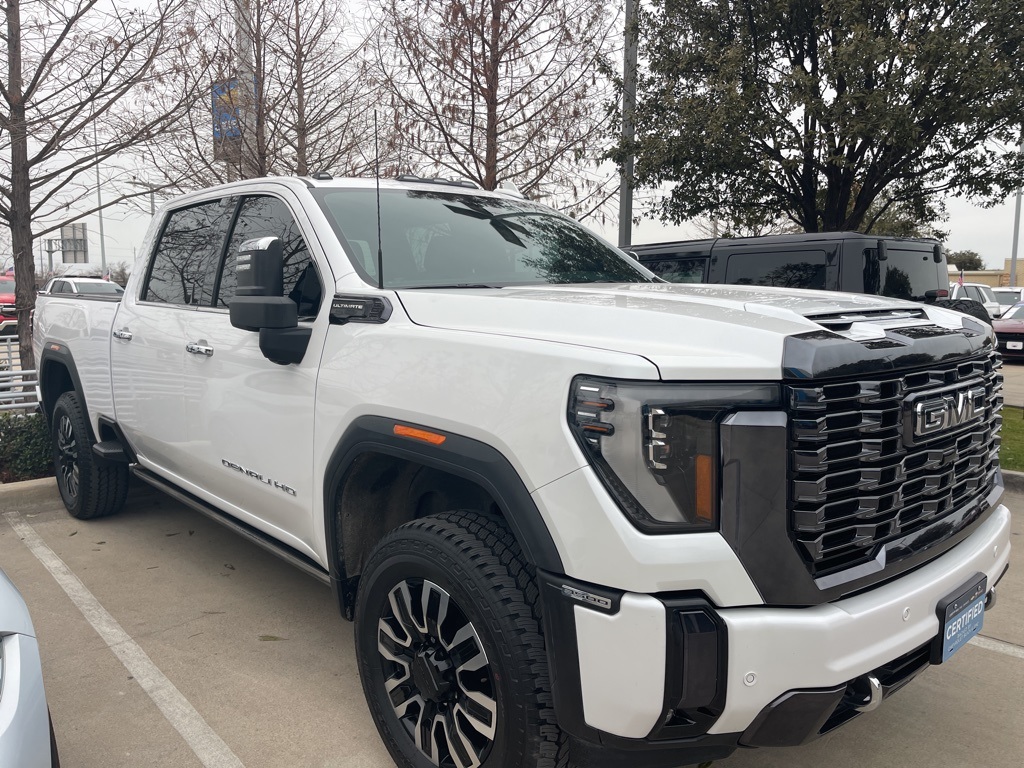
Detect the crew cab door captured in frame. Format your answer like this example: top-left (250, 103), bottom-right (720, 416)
top-left (179, 193), bottom-right (329, 559)
top-left (111, 199), bottom-right (234, 472)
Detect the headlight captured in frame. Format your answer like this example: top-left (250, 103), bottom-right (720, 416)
top-left (569, 376), bottom-right (781, 533)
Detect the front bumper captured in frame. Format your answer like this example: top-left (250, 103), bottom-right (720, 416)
top-left (539, 504), bottom-right (1011, 768)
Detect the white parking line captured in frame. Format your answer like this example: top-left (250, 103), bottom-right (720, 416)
top-left (970, 634), bottom-right (1024, 660)
top-left (5, 510), bottom-right (245, 768)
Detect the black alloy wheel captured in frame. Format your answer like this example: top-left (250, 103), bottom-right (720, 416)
top-left (54, 408), bottom-right (80, 504)
top-left (355, 510), bottom-right (567, 768)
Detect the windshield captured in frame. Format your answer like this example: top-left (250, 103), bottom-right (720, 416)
top-left (1001, 304), bottom-right (1024, 320)
top-left (313, 188), bottom-right (656, 288)
top-left (75, 281), bottom-right (123, 295)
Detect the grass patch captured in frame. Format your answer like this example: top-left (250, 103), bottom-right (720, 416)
top-left (1000, 406), bottom-right (1024, 472)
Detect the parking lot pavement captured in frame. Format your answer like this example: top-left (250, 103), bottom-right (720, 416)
top-left (999, 357), bottom-right (1024, 409)
top-left (1, 478), bottom-right (1022, 768)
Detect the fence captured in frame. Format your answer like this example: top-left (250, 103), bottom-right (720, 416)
top-left (0, 338), bottom-right (39, 413)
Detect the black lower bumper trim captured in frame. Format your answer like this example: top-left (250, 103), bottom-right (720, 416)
top-left (568, 733), bottom-right (738, 768)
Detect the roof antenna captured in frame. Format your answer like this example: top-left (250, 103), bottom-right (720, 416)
top-left (374, 110), bottom-right (384, 290)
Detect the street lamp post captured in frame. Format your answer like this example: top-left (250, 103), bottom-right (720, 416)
top-left (128, 179), bottom-right (158, 215)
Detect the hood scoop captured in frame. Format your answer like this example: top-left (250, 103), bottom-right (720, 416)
top-left (808, 307), bottom-right (928, 332)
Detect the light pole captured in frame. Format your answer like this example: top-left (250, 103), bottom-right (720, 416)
top-left (94, 122), bottom-right (107, 274)
top-left (128, 179), bottom-right (159, 215)
top-left (618, 0), bottom-right (637, 249)
top-left (1011, 133), bottom-right (1023, 287)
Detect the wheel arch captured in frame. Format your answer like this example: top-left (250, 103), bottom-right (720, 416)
top-left (38, 343), bottom-right (90, 436)
top-left (323, 415), bottom-right (564, 620)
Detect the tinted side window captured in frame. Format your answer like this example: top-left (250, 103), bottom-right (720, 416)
top-left (642, 258), bottom-right (708, 283)
top-left (217, 196), bottom-right (322, 318)
top-left (725, 250), bottom-right (827, 289)
top-left (54, 281), bottom-right (70, 294)
top-left (143, 200), bottom-right (233, 305)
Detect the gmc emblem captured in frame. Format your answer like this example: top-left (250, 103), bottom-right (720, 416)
top-left (905, 382), bottom-right (987, 445)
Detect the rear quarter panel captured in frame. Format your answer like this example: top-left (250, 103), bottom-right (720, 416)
top-left (34, 293), bottom-right (122, 433)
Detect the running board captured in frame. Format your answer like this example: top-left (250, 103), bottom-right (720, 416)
top-left (132, 466), bottom-right (331, 587)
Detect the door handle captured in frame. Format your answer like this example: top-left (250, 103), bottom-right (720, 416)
top-left (112, 328), bottom-right (133, 341)
top-left (186, 341), bottom-right (214, 357)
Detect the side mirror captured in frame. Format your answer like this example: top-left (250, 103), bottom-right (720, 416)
top-left (228, 237), bottom-right (311, 366)
top-left (229, 238), bottom-right (296, 332)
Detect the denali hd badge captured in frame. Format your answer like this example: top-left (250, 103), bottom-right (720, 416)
top-left (904, 381), bottom-right (987, 446)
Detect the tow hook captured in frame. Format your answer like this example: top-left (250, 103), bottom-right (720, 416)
top-left (846, 674), bottom-right (883, 713)
top-left (985, 587), bottom-right (997, 612)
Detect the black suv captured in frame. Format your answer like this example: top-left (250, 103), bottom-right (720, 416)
top-left (631, 232), bottom-right (989, 321)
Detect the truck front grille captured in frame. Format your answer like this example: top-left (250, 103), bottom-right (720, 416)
top-left (787, 350), bottom-right (1003, 577)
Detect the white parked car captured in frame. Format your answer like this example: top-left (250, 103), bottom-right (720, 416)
top-left (40, 277), bottom-right (123, 297)
top-left (949, 281), bottom-right (1002, 318)
top-left (993, 286), bottom-right (1024, 314)
top-left (0, 566), bottom-right (58, 767)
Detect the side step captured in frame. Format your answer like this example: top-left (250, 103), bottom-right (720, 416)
top-left (131, 466), bottom-right (331, 587)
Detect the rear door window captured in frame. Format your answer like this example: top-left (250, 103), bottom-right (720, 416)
top-left (142, 200), bottom-right (234, 306)
top-left (724, 250), bottom-right (830, 289)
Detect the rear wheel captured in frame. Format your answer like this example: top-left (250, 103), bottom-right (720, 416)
top-left (51, 391), bottom-right (128, 519)
top-left (355, 510), bottom-right (567, 768)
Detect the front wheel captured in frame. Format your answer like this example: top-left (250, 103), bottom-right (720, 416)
top-left (354, 510), bottom-right (567, 768)
top-left (51, 391), bottom-right (128, 519)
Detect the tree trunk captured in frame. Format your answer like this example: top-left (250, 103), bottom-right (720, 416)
top-left (483, 0), bottom-right (501, 190)
top-left (6, 0), bottom-right (36, 371)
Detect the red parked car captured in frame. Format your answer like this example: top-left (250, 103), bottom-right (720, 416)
top-left (992, 302), bottom-right (1024, 359)
top-left (0, 275), bottom-right (16, 337)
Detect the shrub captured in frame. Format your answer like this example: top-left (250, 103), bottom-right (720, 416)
top-left (0, 411), bottom-right (54, 482)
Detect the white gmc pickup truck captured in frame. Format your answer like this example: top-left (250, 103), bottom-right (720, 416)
top-left (33, 175), bottom-right (1010, 768)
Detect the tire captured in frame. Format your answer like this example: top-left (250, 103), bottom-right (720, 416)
top-left (49, 710), bottom-right (60, 768)
top-left (354, 510), bottom-right (567, 768)
top-left (51, 391), bottom-right (128, 520)
top-left (932, 298), bottom-right (991, 324)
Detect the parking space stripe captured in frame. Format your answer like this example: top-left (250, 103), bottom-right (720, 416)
top-left (970, 634), bottom-right (1024, 660)
top-left (5, 511), bottom-right (245, 768)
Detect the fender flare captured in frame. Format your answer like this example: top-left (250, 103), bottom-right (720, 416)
top-left (38, 343), bottom-right (91, 437)
top-left (323, 415), bottom-right (564, 618)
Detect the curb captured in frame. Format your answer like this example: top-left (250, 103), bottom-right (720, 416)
top-left (1001, 469), bottom-right (1024, 495)
top-left (0, 476), bottom-right (57, 505)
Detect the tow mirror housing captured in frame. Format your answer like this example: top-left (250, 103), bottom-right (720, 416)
top-left (229, 238), bottom-right (297, 332)
top-left (228, 237), bottom-right (311, 366)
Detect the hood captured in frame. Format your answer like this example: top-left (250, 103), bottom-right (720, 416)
top-left (993, 317), bottom-right (1024, 331)
top-left (395, 283), bottom-right (956, 380)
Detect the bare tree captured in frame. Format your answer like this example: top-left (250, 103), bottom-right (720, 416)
top-left (148, 0), bottom-right (386, 189)
top-left (372, 0), bottom-right (617, 218)
top-left (0, 0), bottom-right (208, 369)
